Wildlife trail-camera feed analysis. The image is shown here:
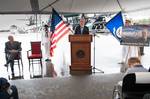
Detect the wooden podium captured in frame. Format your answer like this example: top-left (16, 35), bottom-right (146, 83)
top-left (69, 35), bottom-right (93, 74)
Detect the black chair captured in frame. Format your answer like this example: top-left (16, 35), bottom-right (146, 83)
top-left (113, 72), bottom-right (150, 99)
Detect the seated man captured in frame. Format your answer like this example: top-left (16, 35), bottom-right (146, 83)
top-left (125, 57), bottom-right (148, 74)
top-left (4, 35), bottom-right (22, 77)
top-left (0, 77), bottom-right (19, 99)
top-left (119, 57), bottom-right (148, 85)
top-left (113, 57), bottom-right (148, 99)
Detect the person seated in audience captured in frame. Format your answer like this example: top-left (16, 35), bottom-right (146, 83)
top-left (118, 57), bottom-right (148, 86)
top-left (0, 77), bottom-right (19, 99)
top-left (114, 57), bottom-right (148, 99)
top-left (4, 35), bottom-right (22, 77)
top-left (125, 57), bottom-right (148, 75)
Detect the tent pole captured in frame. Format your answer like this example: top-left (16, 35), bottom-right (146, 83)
top-left (40, 0), bottom-right (60, 12)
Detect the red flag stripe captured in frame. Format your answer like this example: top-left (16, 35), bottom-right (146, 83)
top-left (55, 25), bottom-right (68, 36)
top-left (50, 45), bottom-right (56, 51)
top-left (51, 25), bottom-right (69, 43)
top-left (50, 44), bottom-right (56, 50)
top-left (51, 23), bottom-right (68, 43)
top-left (52, 27), bottom-right (68, 42)
top-left (52, 24), bottom-right (67, 39)
top-left (51, 39), bottom-right (57, 45)
top-left (55, 21), bottom-right (64, 30)
top-left (57, 28), bottom-right (69, 43)
top-left (50, 45), bottom-right (56, 56)
top-left (51, 33), bottom-right (56, 41)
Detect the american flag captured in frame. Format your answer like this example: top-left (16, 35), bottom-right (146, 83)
top-left (50, 8), bottom-right (71, 57)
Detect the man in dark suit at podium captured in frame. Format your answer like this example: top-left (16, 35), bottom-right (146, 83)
top-left (74, 16), bottom-right (89, 34)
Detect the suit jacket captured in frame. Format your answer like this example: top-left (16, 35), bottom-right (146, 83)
top-left (5, 41), bottom-right (22, 53)
top-left (74, 25), bottom-right (89, 34)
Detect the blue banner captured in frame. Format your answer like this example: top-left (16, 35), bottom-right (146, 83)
top-left (105, 11), bottom-right (124, 41)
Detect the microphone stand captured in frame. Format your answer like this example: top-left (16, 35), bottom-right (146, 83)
top-left (92, 30), bottom-right (104, 73)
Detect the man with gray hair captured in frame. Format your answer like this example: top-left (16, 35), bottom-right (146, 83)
top-left (4, 35), bottom-right (22, 77)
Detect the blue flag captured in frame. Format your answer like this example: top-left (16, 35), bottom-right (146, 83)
top-left (105, 11), bottom-right (124, 41)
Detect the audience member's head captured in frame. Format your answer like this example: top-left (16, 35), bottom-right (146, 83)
top-left (0, 77), bottom-right (19, 99)
top-left (0, 77), bottom-right (10, 91)
top-left (8, 35), bottom-right (14, 42)
top-left (128, 57), bottom-right (141, 68)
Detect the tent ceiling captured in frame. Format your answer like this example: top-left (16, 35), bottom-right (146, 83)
top-left (0, 0), bottom-right (150, 16)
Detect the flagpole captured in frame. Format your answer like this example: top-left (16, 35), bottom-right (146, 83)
top-left (116, 0), bottom-right (124, 11)
top-left (35, 14), bottom-right (38, 40)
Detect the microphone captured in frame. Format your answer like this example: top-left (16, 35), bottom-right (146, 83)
top-left (91, 30), bottom-right (100, 38)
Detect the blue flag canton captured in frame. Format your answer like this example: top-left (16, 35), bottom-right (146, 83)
top-left (105, 12), bottom-right (124, 41)
top-left (51, 8), bottom-right (63, 33)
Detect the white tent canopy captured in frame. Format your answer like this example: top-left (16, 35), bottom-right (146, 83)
top-left (0, 0), bottom-right (150, 19)
top-left (0, 0), bottom-right (149, 13)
